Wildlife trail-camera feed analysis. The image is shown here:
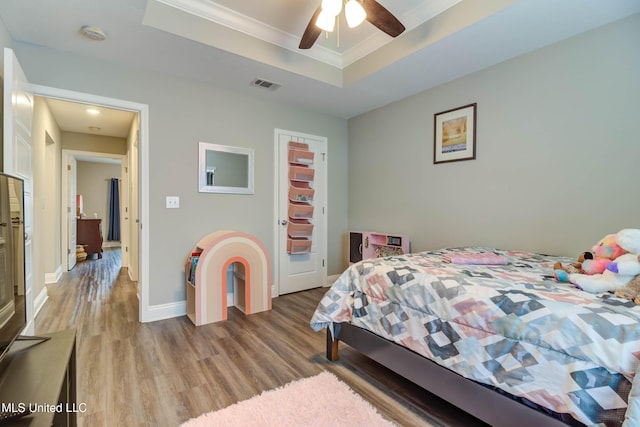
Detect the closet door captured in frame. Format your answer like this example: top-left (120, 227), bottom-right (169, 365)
top-left (275, 129), bottom-right (327, 295)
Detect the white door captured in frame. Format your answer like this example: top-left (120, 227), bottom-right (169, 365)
top-left (67, 156), bottom-right (77, 270)
top-left (120, 161), bottom-right (129, 268)
top-left (129, 131), bottom-right (139, 282)
top-left (275, 129), bottom-right (327, 295)
top-left (3, 48), bottom-right (34, 334)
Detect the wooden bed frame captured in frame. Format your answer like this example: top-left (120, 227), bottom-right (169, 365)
top-left (327, 322), bottom-right (577, 427)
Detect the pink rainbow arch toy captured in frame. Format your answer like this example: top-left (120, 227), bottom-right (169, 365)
top-left (187, 230), bottom-right (272, 326)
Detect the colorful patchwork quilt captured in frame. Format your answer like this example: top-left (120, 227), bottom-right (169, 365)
top-left (310, 248), bottom-right (640, 427)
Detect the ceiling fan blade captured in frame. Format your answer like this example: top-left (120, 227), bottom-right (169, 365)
top-left (299, 6), bottom-right (323, 49)
top-left (362, 0), bottom-right (405, 37)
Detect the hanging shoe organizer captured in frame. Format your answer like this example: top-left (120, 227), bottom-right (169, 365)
top-left (287, 141), bottom-right (314, 254)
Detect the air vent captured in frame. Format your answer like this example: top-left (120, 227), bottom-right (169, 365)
top-left (251, 78), bottom-right (281, 91)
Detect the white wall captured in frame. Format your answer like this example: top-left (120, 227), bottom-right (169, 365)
top-left (12, 43), bottom-right (349, 308)
top-left (348, 14), bottom-right (640, 257)
top-left (32, 98), bottom-right (62, 290)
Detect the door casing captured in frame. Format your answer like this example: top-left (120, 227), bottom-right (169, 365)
top-left (31, 83), bottom-right (152, 322)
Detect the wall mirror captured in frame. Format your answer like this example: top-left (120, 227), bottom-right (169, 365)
top-left (198, 142), bottom-right (255, 194)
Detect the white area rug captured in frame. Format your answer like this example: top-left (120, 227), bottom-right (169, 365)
top-left (180, 371), bottom-right (396, 427)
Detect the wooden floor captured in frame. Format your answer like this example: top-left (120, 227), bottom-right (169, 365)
top-left (35, 248), bottom-right (487, 427)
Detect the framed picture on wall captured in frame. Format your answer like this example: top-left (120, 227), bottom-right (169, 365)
top-left (433, 103), bottom-right (477, 164)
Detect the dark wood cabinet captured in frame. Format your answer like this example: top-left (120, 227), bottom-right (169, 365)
top-left (77, 218), bottom-right (103, 259)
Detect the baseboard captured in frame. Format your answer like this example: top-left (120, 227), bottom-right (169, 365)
top-left (326, 274), bottom-right (340, 287)
top-left (103, 241), bottom-right (121, 249)
top-left (34, 286), bottom-right (49, 318)
top-left (128, 268), bottom-right (139, 283)
top-left (143, 280), bottom-right (332, 323)
top-left (45, 266), bottom-right (63, 284)
top-left (144, 300), bottom-right (187, 322)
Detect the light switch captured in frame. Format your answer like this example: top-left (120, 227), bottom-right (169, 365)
top-left (166, 196), bottom-right (180, 209)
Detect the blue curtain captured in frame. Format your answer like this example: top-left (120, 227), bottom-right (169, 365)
top-left (107, 178), bottom-right (121, 241)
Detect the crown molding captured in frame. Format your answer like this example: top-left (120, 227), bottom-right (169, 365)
top-left (152, 0), bottom-right (461, 69)
top-left (153, 0), bottom-right (342, 67)
top-left (342, 0), bottom-right (462, 66)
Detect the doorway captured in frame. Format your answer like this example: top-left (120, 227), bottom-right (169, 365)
top-left (61, 150), bottom-right (127, 271)
top-left (31, 84), bottom-right (150, 322)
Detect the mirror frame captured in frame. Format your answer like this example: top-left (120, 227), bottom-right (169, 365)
top-left (198, 142), bottom-right (255, 194)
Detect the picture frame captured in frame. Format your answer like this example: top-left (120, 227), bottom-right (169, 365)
top-left (433, 103), bottom-right (477, 164)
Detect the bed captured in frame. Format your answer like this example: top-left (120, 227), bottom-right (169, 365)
top-left (310, 247), bottom-right (640, 427)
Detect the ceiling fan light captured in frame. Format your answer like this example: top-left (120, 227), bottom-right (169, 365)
top-left (321, 0), bottom-right (342, 17)
top-left (315, 10), bottom-right (335, 32)
top-left (345, 0), bottom-right (366, 28)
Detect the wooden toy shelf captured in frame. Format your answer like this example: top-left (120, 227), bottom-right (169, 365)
top-left (185, 232), bottom-right (248, 325)
top-left (185, 231), bottom-right (272, 326)
top-left (348, 231), bottom-right (411, 264)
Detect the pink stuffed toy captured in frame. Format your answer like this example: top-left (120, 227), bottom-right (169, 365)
top-left (569, 229), bottom-right (640, 293)
top-left (580, 234), bottom-right (627, 274)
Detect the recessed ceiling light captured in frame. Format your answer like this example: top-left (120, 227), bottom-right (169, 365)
top-left (80, 25), bottom-right (107, 41)
top-left (86, 108), bottom-right (100, 115)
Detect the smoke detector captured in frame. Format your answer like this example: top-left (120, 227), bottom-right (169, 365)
top-left (81, 26), bottom-right (107, 41)
top-left (251, 78), bottom-right (281, 91)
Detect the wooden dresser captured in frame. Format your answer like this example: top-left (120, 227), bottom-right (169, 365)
top-left (77, 218), bottom-right (103, 259)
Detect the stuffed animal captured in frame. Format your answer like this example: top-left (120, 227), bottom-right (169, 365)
top-left (553, 234), bottom-right (627, 282)
top-left (554, 252), bottom-right (588, 276)
top-left (569, 229), bottom-right (640, 293)
top-left (582, 234), bottom-right (627, 274)
top-left (614, 274), bottom-right (640, 305)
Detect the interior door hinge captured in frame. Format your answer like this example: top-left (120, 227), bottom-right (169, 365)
top-left (322, 259), bottom-right (325, 267)
top-left (322, 152), bottom-right (326, 162)
top-left (67, 164), bottom-right (71, 171)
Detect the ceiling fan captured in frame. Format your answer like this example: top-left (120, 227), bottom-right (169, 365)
top-left (299, 0), bottom-right (405, 49)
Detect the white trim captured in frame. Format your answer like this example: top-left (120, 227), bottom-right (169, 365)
top-left (145, 301), bottom-right (186, 323)
top-left (150, 0), bottom-right (462, 69)
top-left (45, 265), bottom-right (63, 284)
top-left (152, 0), bottom-right (342, 68)
top-left (33, 286), bottom-right (49, 319)
top-left (61, 149), bottom-right (127, 273)
top-left (326, 274), bottom-right (340, 287)
top-left (143, 293), bottom-right (241, 322)
top-left (30, 84), bottom-right (151, 324)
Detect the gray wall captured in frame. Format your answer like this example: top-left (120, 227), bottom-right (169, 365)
top-left (11, 43), bottom-right (349, 307)
top-left (348, 14), bottom-right (640, 257)
top-left (62, 132), bottom-right (127, 155)
top-left (76, 161), bottom-right (122, 243)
